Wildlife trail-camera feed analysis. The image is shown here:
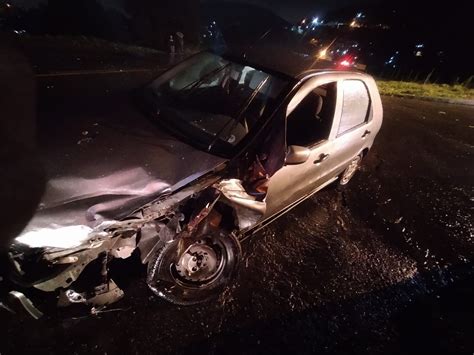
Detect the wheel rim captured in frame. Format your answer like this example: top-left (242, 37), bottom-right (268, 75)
top-left (174, 240), bottom-right (223, 284)
top-left (147, 231), bottom-right (241, 305)
top-left (341, 155), bottom-right (361, 184)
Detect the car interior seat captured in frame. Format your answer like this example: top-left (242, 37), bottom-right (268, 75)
top-left (287, 92), bottom-right (327, 146)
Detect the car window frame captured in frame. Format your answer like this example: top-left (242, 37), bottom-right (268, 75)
top-left (285, 76), bottom-right (342, 150)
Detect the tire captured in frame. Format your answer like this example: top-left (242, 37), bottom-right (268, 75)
top-left (339, 154), bottom-right (362, 186)
top-left (146, 230), bottom-right (241, 306)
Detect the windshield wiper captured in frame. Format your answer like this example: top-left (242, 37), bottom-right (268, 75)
top-left (180, 63), bottom-right (231, 96)
top-left (207, 75), bottom-right (270, 152)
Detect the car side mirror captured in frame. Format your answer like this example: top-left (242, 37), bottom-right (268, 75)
top-left (285, 145), bottom-right (310, 165)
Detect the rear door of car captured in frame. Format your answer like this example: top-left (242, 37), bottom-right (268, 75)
top-left (330, 78), bottom-right (375, 174)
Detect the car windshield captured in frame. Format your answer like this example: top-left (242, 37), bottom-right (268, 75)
top-left (148, 52), bottom-right (288, 155)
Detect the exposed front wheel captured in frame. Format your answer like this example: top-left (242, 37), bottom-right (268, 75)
top-left (339, 154), bottom-right (362, 185)
top-left (147, 230), bottom-right (241, 305)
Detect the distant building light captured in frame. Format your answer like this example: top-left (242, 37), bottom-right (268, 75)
top-left (415, 51), bottom-right (423, 57)
top-left (312, 17), bottom-right (319, 25)
top-left (356, 12), bottom-right (363, 18)
top-left (415, 44), bottom-right (424, 48)
top-left (350, 21), bottom-right (357, 27)
top-left (5, 3), bottom-right (12, 8)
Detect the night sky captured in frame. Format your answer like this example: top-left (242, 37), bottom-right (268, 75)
top-left (8, 0), bottom-right (363, 21)
top-left (220, 0), bottom-right (360, 21)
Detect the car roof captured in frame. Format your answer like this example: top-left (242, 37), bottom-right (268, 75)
top-left (221, 28), bottom-right (362, 80)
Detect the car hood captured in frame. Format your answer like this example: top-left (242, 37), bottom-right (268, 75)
top-left (15, 99), bottom-right (226, 248)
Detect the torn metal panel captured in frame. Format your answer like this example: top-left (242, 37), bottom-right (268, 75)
top-left (110, 234), bottom-right (137, 259)
top-left (186, 192), bottom-right (221, 233)
top-left (216, 179), bottom-right (266, 230)
top-left (137, 213), bottom-right (183, 264)
top-left (136, 221), bottom-right (163, 264)
top-left (33, 236), bottom-right (117, 292)
top-left (141, 173), bottom-right (222, 220)
top-left (30, 225), bottom-right (135, 292)
top-left (88, 280), bottom-right (124, 306)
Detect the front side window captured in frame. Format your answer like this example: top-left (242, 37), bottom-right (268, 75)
top-left (338, 80), bottom-right (370, 135)
top-left (286, 82), bottom-right (337, 147)
top-left (148, 52), bottom-right (288, 155)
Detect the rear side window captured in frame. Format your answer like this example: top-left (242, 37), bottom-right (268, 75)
top-left (338, 80), bottom-right (370, 135)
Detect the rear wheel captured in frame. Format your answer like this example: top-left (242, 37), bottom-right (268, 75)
top-left (147, 230), bottom-right (241, 305)
top-left (339, 154), bottom-right (362, 185)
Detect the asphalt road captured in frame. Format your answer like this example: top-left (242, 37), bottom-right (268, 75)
top-left (1, 81), bottom-right (473, 354)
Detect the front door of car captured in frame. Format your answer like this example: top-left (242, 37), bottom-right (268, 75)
top-left (262, 80), bottom-right (341, 220)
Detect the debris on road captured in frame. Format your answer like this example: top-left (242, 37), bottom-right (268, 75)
top-left (0, 301), bottom-right (16, 315)
top-left (77, 137), bottom-right (93, 145)
top-left (8, 291), bottom-right (43, 319)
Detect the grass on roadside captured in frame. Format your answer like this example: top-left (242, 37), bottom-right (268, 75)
top-left (376, 80), bottom-right (474, 100)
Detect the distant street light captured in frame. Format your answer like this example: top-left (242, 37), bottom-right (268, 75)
top-left (318, 48), bottom-right (328, 58)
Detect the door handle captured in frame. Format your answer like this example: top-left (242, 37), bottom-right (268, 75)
top-left (362, 130), bottom-right (371, 138)
top-left (314, 153), bottom-right (329, 165)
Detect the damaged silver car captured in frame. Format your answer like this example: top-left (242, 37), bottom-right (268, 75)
top-left (6, 50), bottom-right (383, 310)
